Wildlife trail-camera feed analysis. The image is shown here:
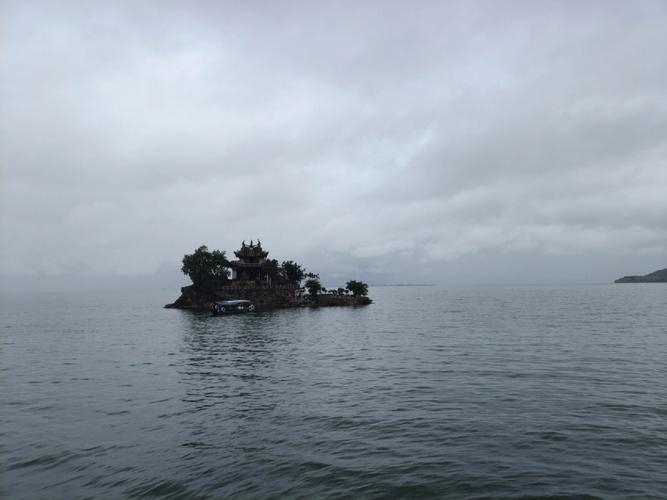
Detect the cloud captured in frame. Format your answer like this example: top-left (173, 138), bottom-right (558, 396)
top-left (1, 0), bottom-right (665, 283)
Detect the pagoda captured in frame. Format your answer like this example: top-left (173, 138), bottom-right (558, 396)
top-left (229, 240), bottom-right (270, 284)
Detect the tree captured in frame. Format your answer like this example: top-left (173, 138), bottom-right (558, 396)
top-left (261, 258), bottom-right (284, 284)
top-left (346, 280), bottom-right (368, 297)
top-left (304, 278), bottom-right (322, 296)
top-left (281, 260), bottom-right (305, 284)
top-left (181, 246), bottom-right (230, 288)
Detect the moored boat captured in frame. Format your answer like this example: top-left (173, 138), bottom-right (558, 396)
top-left (211, 300), bottom-right (254, 315)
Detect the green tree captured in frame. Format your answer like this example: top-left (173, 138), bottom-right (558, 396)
top-left (281, 260), bottom-right (305, 284)
top-left (261, 258), bottom-right (284, 284)
top-left (346, 280), bottom-right (368, 297)
top-left (304, 278), bottom-right (322, 296)
top-left (181, 246), bottom-right (230, 288)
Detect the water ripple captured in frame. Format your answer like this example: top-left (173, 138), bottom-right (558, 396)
top-left (2, 285), bottom-right (667, 498)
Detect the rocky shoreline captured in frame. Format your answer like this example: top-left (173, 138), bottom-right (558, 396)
top-left (165, 284), bottom-right (372, 311)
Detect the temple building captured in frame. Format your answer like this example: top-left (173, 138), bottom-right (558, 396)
top-left (229, 240), bottom-right (270, 285)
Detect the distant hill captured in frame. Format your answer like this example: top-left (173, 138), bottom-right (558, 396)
top-left (614, 268), bottom-right (667, 283)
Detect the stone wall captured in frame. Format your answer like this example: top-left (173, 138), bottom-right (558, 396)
top-left (164, 285), bottom-right (371, 310)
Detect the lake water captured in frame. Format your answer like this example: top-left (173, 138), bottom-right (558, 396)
top-left (2, 285), bottom-right (666, 499)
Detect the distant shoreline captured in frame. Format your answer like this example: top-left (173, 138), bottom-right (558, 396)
top-left (614, 268), bottom-right (667, 283)
top-left (370, 284), bottom-right (436, 287)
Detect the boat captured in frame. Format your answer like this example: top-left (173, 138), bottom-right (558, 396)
top-left (211, 300), bottom-right (255, 315)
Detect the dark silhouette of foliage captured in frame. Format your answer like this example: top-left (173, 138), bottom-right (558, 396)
top-left (304, 278), bottom-right (322, 296)
top-left (345, 280), bottom-right (368, 297)
top-left (181, 246), bottom-right (230, 288)
top-left (281, 260), bottom-right (305, 283)
top-left (261, 258), bottom-right (284, 284)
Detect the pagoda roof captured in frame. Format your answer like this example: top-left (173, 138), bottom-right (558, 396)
top-left (233, 239), bottom-right (269, 259)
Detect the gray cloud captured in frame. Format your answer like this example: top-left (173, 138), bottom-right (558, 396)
top-left (1, 0), bottom-right (665, 284)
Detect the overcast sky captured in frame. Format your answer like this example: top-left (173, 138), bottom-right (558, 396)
top-left (1, 0), bottom-right (665, 286)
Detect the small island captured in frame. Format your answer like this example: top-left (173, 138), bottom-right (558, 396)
top-left (614, 268), bottom-right (667, 283)
top-left (165, 240), bottom-right (372, 310)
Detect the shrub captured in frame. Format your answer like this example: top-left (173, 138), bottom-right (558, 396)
top-left (305, 278), bottom-right (322, 296)
top-left (345, 280), bottom-right (368, 297)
